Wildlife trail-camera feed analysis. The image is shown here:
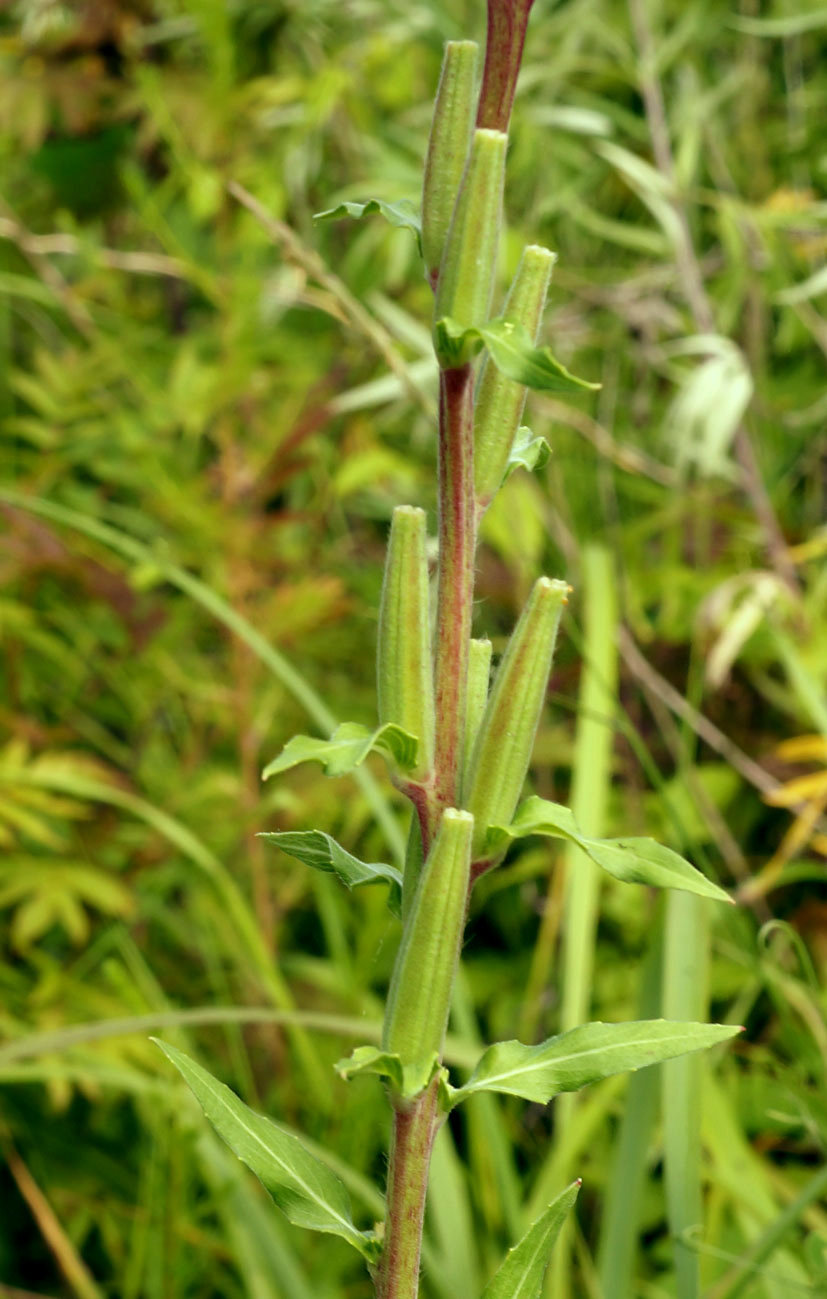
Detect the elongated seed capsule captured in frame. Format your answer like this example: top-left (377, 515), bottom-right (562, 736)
top-left (400, 807), bottom-right (424, 924)
top-left (422, 41), bottom-right (478, 288)
top-left (462, 638), bottom-right (493, 790)
top-left (377, 506), bottom-right (435, 779)
top-left (465, 577), bottom-right (568, 860)
top-left (383, 808), bottom-right (473, 1071)
top-left (433, 128), bottom-right (508, 368)
top-left (474, 244), bottom-right (556, 512)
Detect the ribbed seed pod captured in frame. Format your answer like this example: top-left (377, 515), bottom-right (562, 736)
top-left (464, 577), bottom-right (568, 859)
top-left (377, 506), bottom-right (435, 780)
top-left (383, 808), bottom-right (473, 1072)
top-left (421, 41), bottom-right (478, 287)
top-left (474, 244), bottom-right (556, 512)
top-left (433, 128), bottom-right (508, 368)
top-left (462, 638), bottom-right (493, 788)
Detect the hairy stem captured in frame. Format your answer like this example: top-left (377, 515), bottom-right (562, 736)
top-left (376, 1079), bottom-right (441, 1299)
top-left (433, 364), bottom-right (476, 813)
top-left (476, 0), bottom-right (535, 132)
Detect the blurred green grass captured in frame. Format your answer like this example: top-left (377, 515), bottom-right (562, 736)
top-left (0, 0), bottom-right (825, 1295)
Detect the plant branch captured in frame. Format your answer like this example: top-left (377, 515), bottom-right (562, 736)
top-left (433, 365), bottom-right (477, 813)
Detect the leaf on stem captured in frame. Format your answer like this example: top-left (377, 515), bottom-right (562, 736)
top-left (313, 199), bottom-right (422, 253)
top-left (153, 1040), bottom-right (381, 1261)
top-left (335, 1044), bottom-right (441, 1100)
top-left (487, 796), bottom-right (732, 902)
top-left (259, 830), bottom-right (403, 917)
top-left (262, 721), bottom-right (418, 781)
top-left (481, 1180), bottom-right (581, 1299)
top-left (433, 316), bottom-right (599, 392)
top-left (446, 1020), bottom-right (741, 1107)
top-left (503, 426), bottom-right (551, 484)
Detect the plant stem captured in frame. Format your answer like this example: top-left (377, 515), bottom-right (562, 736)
top-left (433, 364), bottom-right (476, 814)
top-left (476, 0), bottom-right (535, 132)
top-left (376, 1078), bottom-right (441, 1299)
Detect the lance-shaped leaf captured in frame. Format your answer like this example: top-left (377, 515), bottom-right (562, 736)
top-left (421, 40), bottom-right (478, 282)
top-left (262, 721), bottom-right (418, 781)
top-left (433, 129), bottom-right (507, 366)
top-left (259, 830), bottom-right (402, 917)
top-left (313, 198), bottom-right (422, 253)
top-left (464, 579), bottom-right (568, 861)
top-left (481, 1181), bottom-right (581, 1299)
top-left (486, 796), bottom-right (732, 902)
top-left (446, 1020), bottom-right (741, 1108)
top-left (383, 809), bottom-right (472, 1077)
top-left (475, 245), bottom-right (556, 510)
top-left (433, 316), bottom-right (599, 390)
top-left (377, 506), bottom-right (435, 779)
top-left (335, 1044), bottom-right (440, 1101)
top-left (153, 1040), bottom-right (380, 1261)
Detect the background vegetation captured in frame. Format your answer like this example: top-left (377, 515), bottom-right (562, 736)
top-left (1, 0), bottom-right (825, 1296)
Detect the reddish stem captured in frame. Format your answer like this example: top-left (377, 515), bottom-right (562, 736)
top-left (375, 1080), bottom-right (441, 1299)
top-left (476, 0), bottom-right (535, 132)
top-left (433, 365), bottom-right (476, 812)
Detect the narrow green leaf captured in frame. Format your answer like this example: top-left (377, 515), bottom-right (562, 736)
top-left (335, 1044), bottom-right (440, 1099)
top-left (503, 427), bottom-right (551, 483)
top-left (776, 264), bottom-right (827, 305)
top-left (259, 829), bottom-right (403, 916)
top-left (153, 1040), bottom-right (380, 1261)
top-left (479, 320), bottom-right (600, 393)
top-left (313, 198), bottom-right (422, 252)
top-left (449, 1020), bottom-right (741, 1107)
top-left (729, 9), bottom-right (827, 36)
top-left (487, 797), bottom-right (732, 902)
top-left (262, 721), bottom-right (418, 780)
top-left (481, 1181), bottom-right (581, 1299)
top-left (433, 317), bottom-right (597, 391)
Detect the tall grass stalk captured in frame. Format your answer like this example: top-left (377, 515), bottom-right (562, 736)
top-left (549, 542), bottom-right (618, 1297)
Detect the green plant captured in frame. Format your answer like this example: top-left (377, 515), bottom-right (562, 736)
top-left (153, 4), bottom-right (741, 1295)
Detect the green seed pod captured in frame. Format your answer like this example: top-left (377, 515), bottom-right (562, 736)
top-left (377, 506), bottom-right (435, 779)
top-left (465, 577), bottom-right (568, 860)
top-left (421, 41), bottom-right (478, 287)
top-left (463, 637), bottom-right (492, 788)
top-left (433, 128), bottom-right (508, 367)
top-left (474, 244), bottom-right (556, 512)
top-left (383, 808), bottom-right (473, 1073)
top-left (400, 806), bottom-right (425, 924)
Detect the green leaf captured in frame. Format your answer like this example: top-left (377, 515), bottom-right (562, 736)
top-left (729, 9), bottom-right (827, 36)
top-left (432, 317), bottom-right (599, 391)
top-left (313, 198), bottom-right (422, 252)
top-left (262, 721), bottom-right (418, 780)
top-left (153, 1040), bottom-right (380, 1262)
top-left (481, 1181), bottom-right (581, 1299)
top-left (503, 426), bottom-right (551, 484)
top-left (259, 830), bottom-right (403, 916)
top-left (776, 264), bottom-right (827, 305)
top-left (479, 320), bottom-right (600, 393)
top-left (487, 797), bottom-right (732, 902)
top-left (335, 1045), bottom-right (440, 1099)
top-left (447, 1020), bottom-right (741, 1107)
